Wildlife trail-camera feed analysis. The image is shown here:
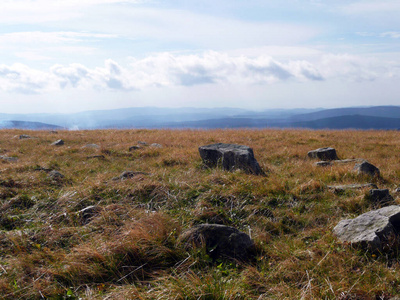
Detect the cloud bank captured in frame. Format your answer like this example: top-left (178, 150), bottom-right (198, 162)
top-left (0, 51), bottom-right (397, 95)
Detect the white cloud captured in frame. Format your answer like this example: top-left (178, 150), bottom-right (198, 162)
top-left (0, 31), bottom-right (117, 44)
top-left (340, 1), bottom-right (400, 14)
top-left (380, 32), bottom-right (400, 39)
top-left (0, 51), bottom-right (398, 94)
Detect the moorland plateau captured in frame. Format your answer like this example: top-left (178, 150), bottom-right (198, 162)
top-left (1, 129), bottom-right (400, 299)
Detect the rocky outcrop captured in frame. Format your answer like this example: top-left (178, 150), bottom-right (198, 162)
top-left (333, 205), bottom-right (400, 250)
top-left (179, 224), bottom-right (255, 261)
top-left (354, 161), bottom-right (380, 177)
top-left (199, 143), bottom-right (264, 175)
top-left (307, 147), bottom-right (338, 161)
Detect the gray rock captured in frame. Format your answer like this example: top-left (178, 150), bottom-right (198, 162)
top-left (334, 158), bottom-right (365, 164)
top-left (77, 205), bottom-right (101, 225)
top-left (137, 141), bottom-right (148, 146)
top-left (84, 144), bottom-right (100, 149)
top-left (19, 134), bottom-right (31, 139)
top-left (51, 139), bottom-right (64, 146)
top-left (315, 161), bottom-right (332, 167)
top-left (86, 155), bottom-right (105, 159)
top-left (333, 205), bottom-right (400, 250)
top-left (368, 189), bottom-right (394, 206)
top-left (179, 224), bottom-right (255, 261)
top-left (47, 170), bottom-right (65, 180)
top-left (199, 143), bottom-right (264, 175)
top-left (328, 183), bottom-right (378, 192)
top-left (150, 143), bottom-right (162, 148)
top-left (354, 161), bottom-right (380, 177)
top-left (129, 145), bottom-right (141, 151)
top-left (112, 171), bottom-right (149, 181)
top-left (0, 156), bottom-right (18, 162)
top-left (307, 147), bottom-right (338, 161)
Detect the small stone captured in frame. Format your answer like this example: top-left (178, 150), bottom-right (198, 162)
top-left (19, 135), bottom-right (31, 139)
top-left (307, 147), bottom-right (338, 161)
top-left (51, 139), bottom-right (64, 146)
top-left (0, 156), bottom-right (18, 162)
top-left (86, 155), bottom-right (105, 159)
top-left (199, 143), bottom-right (264, 175)
top-left (77, 205), bottom-right (100, 225)
top-left (179, 224), bottom-right (255, 261)
top-left (328, 183), bottom-right (378, 192)
top-left (150, 143), bottom-right (162, 148)
top-left (137, 141), bottom-right (148, 146)
top-left (47, 170), bottom-right (65, 180)
top-left (84, 144), bottom-right (100, 149)
top-left (368, 189), bottom-right (394, 206)
top-left (129, 145), bottom-right (141, 151)
top-left (354, 161), bottom-right (380, 177)
top-left (315, 161), bottom-right (332, 167)
top-left (112, 171), bottom-right (149, 181)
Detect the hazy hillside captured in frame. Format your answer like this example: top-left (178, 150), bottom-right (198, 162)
top-left (0, 106), bottom-right (399, 130)
top-left (292, 115), bottom-right (400, 130)
top-left (0, 120), bottom-right (63, 130)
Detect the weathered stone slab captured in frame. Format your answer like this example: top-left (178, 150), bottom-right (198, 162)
top-left (179, 224), bottom-right (254, 261)
top-left (307, 147), bottom-right (338, 161)
top-left (199, 143), bottom-right (264, 175)
top-left (315, 159), bottom-right (365, 167)
top-left (328, 183), bottom-right (378, 192)
top-left (333, 205), bottom-right (400, 250)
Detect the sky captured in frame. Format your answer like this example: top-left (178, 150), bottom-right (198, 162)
top-left (0, 0), bottom-right (399, 113)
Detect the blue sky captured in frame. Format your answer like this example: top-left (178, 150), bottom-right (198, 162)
top-left (0, 0), bottom-right (399, 113)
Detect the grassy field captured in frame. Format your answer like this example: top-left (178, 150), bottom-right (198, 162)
top-left (0, 128), bottom-right (400, 299)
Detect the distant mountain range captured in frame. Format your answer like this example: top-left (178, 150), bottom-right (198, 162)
top-left (0, 106), bottom-right (399, 130)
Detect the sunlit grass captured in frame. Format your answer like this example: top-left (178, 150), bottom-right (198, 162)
top-left (0, 128), bottom-right (400, 299)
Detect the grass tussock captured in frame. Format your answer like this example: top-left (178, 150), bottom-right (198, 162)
top-left (1, 128), bottom-right (400, 299)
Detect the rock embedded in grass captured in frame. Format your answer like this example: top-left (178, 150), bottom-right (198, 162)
top-left (51, 139), bottom-right (64, 146)
top-left (112, 171), bottom-right (149, 181)
top-left (368, 189), bottom-right (394, 207)
top-left (328, 183), bottom-right (378, 192)
top-left (47, 170), bottom-right (65, 180)
top-left (179, 224), bottom-right (255, 261)
top-left (83, 144), bottom-right (100, 149)
top-left (19, 134), bottom-right (31, 139)
top-left (307, 147), bottom-right (338, 161)
top-left (129, 145), bottom-right (141, 151)
top-left (198, 143), bottom-right (264, 175)
top-left (354, 161), bottom-right (380, 177)
top-left (333, 205), bottom-right (400, 250)
top-left (150, 143), bottom-right (162, 148)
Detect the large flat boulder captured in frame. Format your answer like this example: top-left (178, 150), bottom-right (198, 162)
top-left (198, 143), bottom-right (264, 175)
top-left (307, 147), bottom-right (338, 161)
top-left (333, 205), bottom-right (400, 250)
top-left (179, 224), bottom-right (255, 261)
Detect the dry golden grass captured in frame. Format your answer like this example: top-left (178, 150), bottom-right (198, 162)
top-left (0, 128), bottom-right (400, 299)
